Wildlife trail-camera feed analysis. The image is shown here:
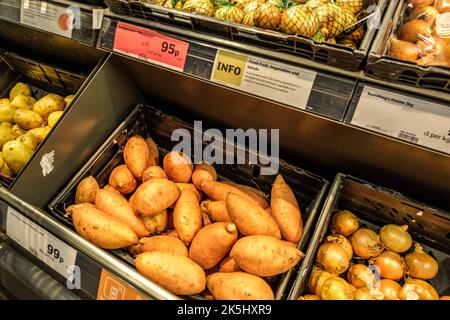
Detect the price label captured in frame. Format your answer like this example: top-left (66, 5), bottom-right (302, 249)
top-left (6, 207), bottom-right (78, 279)
top-left (436, 13), bottom-right (450, 37)
top-left (351, 85), bottom-right (450, 154)
top-left (20, 0), bottom-right (74, 38)
top-left (113, 22), bottom-right (189, 71)
top-left (92, 8), bottom-right (104, 30)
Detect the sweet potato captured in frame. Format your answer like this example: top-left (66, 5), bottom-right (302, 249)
top-left (175, 183), bottom-right (202, 201)
top-left (173, 189), bottom-right (203, 243)
top-left (72, 206), bottom-right (138, 249)
top-left (124, 136), bottom-right (150, 179)
top-left (191, 162), bottom-right (217, 190)
top-left (230, 235), bottom-right (304, 277)
top-left (142, 166), bottom-right (167, 182)
top-left (201, 200), bottom-right (231, 222)
top-left (226, 193), bottom-right (281, 238)
top-left (131, 178), bottom-right (180, 217)
top-left (135, 251), bottom-right (206, 295)
top-left (146, 137), bottom-right (159, 166)
top-left (95, 189), bottom-right (149, 238)
top-left (163, 151), bottom-right (193, 183)
top-left (219, 256), bottom-right (241, 273)
top-left (109, 165), bottom-right (137, 194)
top-left (130, 235), bottom-right (188, 257)
top-left (65, 203), bottom-right (95, 218)
top-left (103, 184), bottom-right (122, 196)
top-left (222, 181), bottom-right (268, 208)
top-left (75, 176), bottom-right (99, 204)
top-left (189, 222), bottom-right (238, 269)
top-left (200, 180), bottom-right (263, 207)
top-left (207, 272), bottom-right (274, 300)
top-left (142, 210), bottom-right (168, 234)
top-left (164, 229), bottom-right (179, 239)
top-left (271, 175), bottom-right (303, 243)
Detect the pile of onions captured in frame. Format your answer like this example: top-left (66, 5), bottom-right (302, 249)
top-left (405, 244), bottom-right (439, 280)
top-left (308, 267), bottom-right (323, 293)
top-left (378, 279), bottom-right (402, 300)
top-left (372, 250), bottom-right (405, 280)
top-left (347, 264), bottom-right (377, 288)
top-left (320, 277), bottom-right (354, 300)
top-left (350, 228), bottom-right (384, 259)
top-left (354, 287), bottom-right (384, 300)
top-left (325, 234), bottom-right (353, 260)
top-left (331, 210), bottom-right (359, 236)
top-left (399, 279), bottom-right (439, 300)
top-left (298, 294), bottom-right (320, 300)
top-left (380, 224), bottom-right (412, 253)
top-left (317, 242), bottom-right (350, 275)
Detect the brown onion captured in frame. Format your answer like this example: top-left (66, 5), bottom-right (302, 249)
top-left (389, 38), bottom-right (420, 62)
top-left (320, 277), bottom-right (354, 300)
top-left (298, 294), bottom-right (320, 300)
top-left (399, 279), bottom-right (439, 300)
top-left (317, 242), bottom-right (350, 275)
top-left (350, 228), bottom-right (383, 259)
top-left (347, 264), bottom-right (377, 288)
top-left (434, 45), bottom-right (450, 67)
top-left (308, 267), bottom-right (322, 294)
top-left (372, 250), bottom-right (405, 280)
top-left (380, 224), bottom-right (413, 253)
top-left (378, 279), bottom-right (401, 300)
top-left (399, 19), bottom-right (432, 43)
top-left (405, 244), bottom-right (439, 280)
top-left (331, 210), bottom-right (359, 236)
top-left (436, 0), bottom-right (450, 13)
top-left (325, 234), bottom-right (353, 260)
top-left (410, 5), bottom-right (438, 25)
top-left (407, 0), bottom-right (434, 8)
top-left (440, 296), bottom-right (450, 300)
top-left (314, 270), bottom-right (334, 296)
top-left (354, 287), bottom-right (384, 300)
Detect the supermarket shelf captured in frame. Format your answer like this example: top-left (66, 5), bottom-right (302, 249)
top-left (103, 11), bottom-right (450, 104)
top-left (0, 187), bottom-right (179, 300)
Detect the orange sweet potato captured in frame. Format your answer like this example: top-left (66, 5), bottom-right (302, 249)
top-left (108, 165), bottom-right (137, 194)
top-left (191, 162), bottom-right (217, 190)
top-left (163, 151), bottom-right (193, 183)
top-left (146, 137), bottom-right (159, 167)
top-left (142, 166), bottom-right (168, 182)
top-left (173, 189), bottom-right (203, 243)
top-left (124, 136), bottom-right (150, 179)
top-left (130, 235), bottom-right (188, 256)
top-left (75, 176), bottom-right (99, 204)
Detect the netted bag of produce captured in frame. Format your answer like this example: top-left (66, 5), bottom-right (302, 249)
top-left (388, 0), bottom-right (450, 67)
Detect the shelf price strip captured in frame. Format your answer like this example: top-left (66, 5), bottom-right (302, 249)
top-left (20, 0), bottom-right (75, 38)
top-left (351, 85), bottom-right (450, 154)
top-left (5, 207), bottom-right (78, 279)
top-left (113, 22), bottom-right (189, 72)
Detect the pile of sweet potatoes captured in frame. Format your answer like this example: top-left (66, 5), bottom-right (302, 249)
top-left (67, 135), bottom-right (305, 300)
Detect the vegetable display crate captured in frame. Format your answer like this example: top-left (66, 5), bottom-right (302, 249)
top-left (103, 0), bottom-right (390, 72)
top-left (288, 173), bottom-right (450, 300)
top-left (0, 51), bottom-right (86, 188)
top-left (0, 0), bottom-right (99, 46)
top-left (49, 103), bottom-right (329, 300)
top-left (366, 0), bottom-right (450, 92)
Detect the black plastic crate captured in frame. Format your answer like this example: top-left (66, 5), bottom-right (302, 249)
top-left (366, 0), bottom-right (450, 92)
top-left (288, 173), bottom-right (450, 300)
top-left (104, 0), bottom-right (390, 72)
top-left (49, 104), bottom-right (329, 300)
top-left (0, 51), bottom-right (86, 188)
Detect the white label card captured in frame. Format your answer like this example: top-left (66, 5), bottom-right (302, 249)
top-left (436, 12), bottom-right (450, 37)
top-left (92, 8), bottom-right (104, 30)
top-left (20, 0), bottom-right (74, 38)
top-left (352, 86), bottom-right (450, 154)
top-left (211, 50), bottom-right (316, 110)
top-left (6, 207), bottom-right (78, 279)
